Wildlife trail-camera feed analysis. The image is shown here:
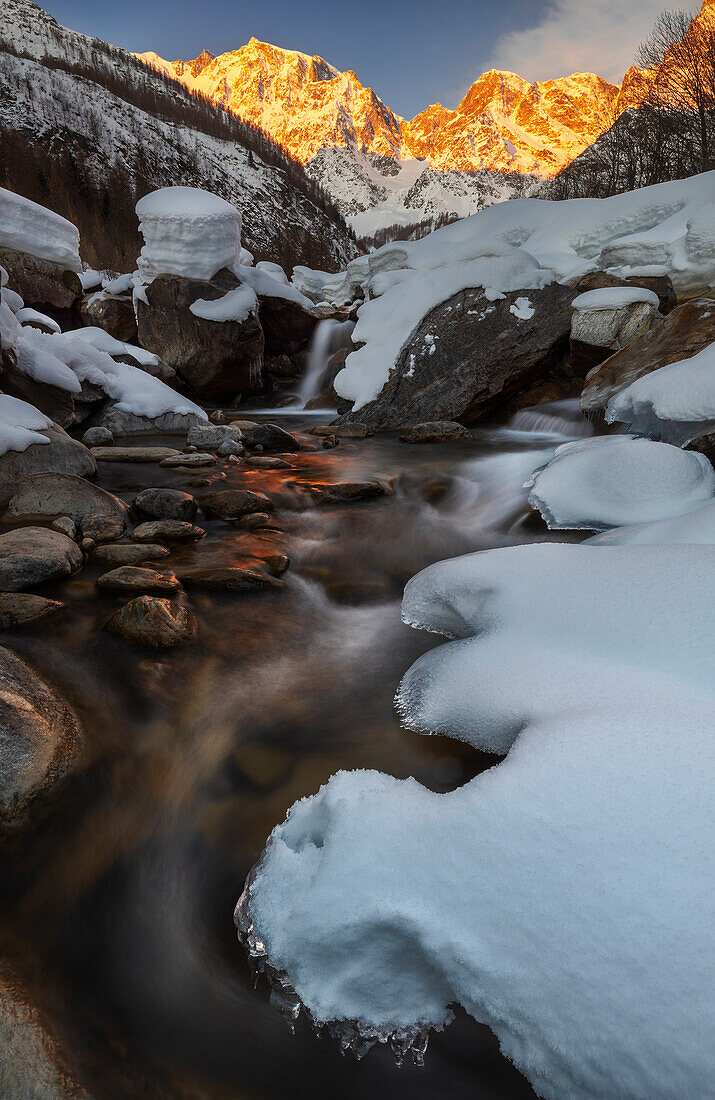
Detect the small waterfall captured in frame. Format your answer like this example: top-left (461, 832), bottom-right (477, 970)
top-left (297, 319), bottom-right (354, 409)
top-left (508, 400), bottom-right (593, 439)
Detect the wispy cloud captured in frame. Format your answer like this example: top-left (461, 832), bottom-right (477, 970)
top-left (488, 0), bottom-right (696, 84)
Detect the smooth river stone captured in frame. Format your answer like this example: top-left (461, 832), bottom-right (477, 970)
top-left (106, 596), bottom-right (196, 648)
top-left (96, 566), bottom-right (181, 595)
top-left (159, 453), bottom-right (216, 468)
top-left (131, 520), bottom-right (205, 543)
top-left (91, 446), bottom-right (181, 463)
top-left (90, 543), bottom-right (171, 566)
top-left (0, 528), bottom-right (82, 591)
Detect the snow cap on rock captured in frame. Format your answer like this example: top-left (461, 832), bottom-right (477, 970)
top-left (136, 187), bottom-right (242, 282)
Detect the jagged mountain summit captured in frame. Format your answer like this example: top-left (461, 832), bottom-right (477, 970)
top-left (0, 0), bottom-right (358, 272)
top-left (139, 39), bottom-right (648, 236)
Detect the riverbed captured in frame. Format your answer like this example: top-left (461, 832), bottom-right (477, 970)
top-left (0, 410), bottom-right (584, 1099)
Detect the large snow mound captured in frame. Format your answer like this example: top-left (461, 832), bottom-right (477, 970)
top-left (586, 499), bottom-right (715, 545)
top-left (0, 186), bottom-right (81, 271)
top-left (526, 435), bottom-right (715, 530)
top-left (607, 340), bottom-right (715, 445)
top-left (246, 542), bottom-right (715, 1100)
top-left (326, 172), bottom-right (715, 412)
top-left (136, 186), bottom-right (242, 282)
top-left (0, 394), bottom-right (52, 456)
top-left (189, 285), bottom-right (257, 323)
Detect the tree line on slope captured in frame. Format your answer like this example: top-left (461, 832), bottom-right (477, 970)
top-left (546, 8), bottom-right (715, 199)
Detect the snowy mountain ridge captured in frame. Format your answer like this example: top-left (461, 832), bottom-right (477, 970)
top-left (138, 38), bottom-right (649, 236)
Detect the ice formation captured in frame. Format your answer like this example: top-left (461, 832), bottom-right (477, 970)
top-left (0, 394), bottom-right (52, 456)
top-left (526, 435), bottom-right (715, 530)
top-left (586, 499), bottom-right (715, 545)
top-left (0, 185), bottom-right (81, 270)
top-left (136, 187), bottom-right (242, 282)
top-left (607, 341), bottom-right (715, 445)
top-left (571, 287), bottom-right (660, 311)
top-left (240, 542), bottom-right (715, 1100)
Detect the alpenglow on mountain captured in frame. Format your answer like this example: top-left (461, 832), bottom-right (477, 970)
top-left (139, 39), bottom-right (646, 237)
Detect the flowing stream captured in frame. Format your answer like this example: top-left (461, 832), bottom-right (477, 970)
top-left (0, 408), bottom-right (587, 1100)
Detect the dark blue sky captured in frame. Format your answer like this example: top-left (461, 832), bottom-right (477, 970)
top-left (41, 0), bottom-right (551, 117)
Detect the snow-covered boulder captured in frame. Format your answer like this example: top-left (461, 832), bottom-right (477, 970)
top-left (569, 286), bottom-right (659, 372)
top-left (586, 498), bottom-right (715, 546)
top-left (607, 339), bottom-right (715, 447)
top-left (78, 290), bottom-right (138, 343)
top-left (0, 395), bottom-right (96, 499)
top-left (580, 298), bottom-right (715, 425)
top-left (136, 269), bottom-right (263, 400)
top-left (338, 282), bottom-right (578, 430)
top-left (235, 264), bottom-right (319, 356)
top-left (136, 187), bottom-right (241, 283)
top-left (240, 541), bottom-right (715, 1098)
top-left (526, 435), bottom-right (715, 531)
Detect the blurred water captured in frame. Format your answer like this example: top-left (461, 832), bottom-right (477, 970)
top-left (0, 410), bottom-right (586, 1099)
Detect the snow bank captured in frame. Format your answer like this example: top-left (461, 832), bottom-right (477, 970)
top-left (136, 187), bottom-right (241, 282)
top-left (0, 186), bottom-right (81, 271)
top-left (526, 435), bottom-right (715, 530)
top-left (68, 326), bottom-right (161, 368)
top-left (571, 287), bottom-right (660, 312)
top-left (234, 263), bottom-right (317, 310)
top-left (325, 173), bottom-right (715, 411)
top-left (586, 499), bottom-right (715, 545)
top-left (16, 307), bottom-right (61, 334)
top-left (1, 287), bottom-right (24, 314)
top-left (607, 341), bottom-right (715, 445)
top-left (189, 285), bottom-right (257, 323)
top-left (0, 394), bottom-right (52, 455)
top-left (79, 268), bottom-right (102, 292)
top-left (245, 541), bottom-right (715, 1099)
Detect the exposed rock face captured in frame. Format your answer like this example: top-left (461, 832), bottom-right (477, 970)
top-left (78, 291), bottom-right (138, 342)
top-left (136, 269), bottom-right (264, 400)
top-left (0, 248), bottom-right (82, 322)
top-left (5, 473), bottom-right (130, 540)
top-left (106, 596), bottom-right (196, 648)
top-left (95, 407), bottom-right (205, 436)
top-left (0, 527), bottom-right (83, 591)
top-left (341, 284), bottom-right (579, 430)
top-left (581, 299), bottom-right (715, 422)
top-left (0, 426), bottom-right (96, 506)
top-left (570, 300), bottom-right (659, 374)
top-left (0, 646), bottom-right (81, 826)
top-left (258, 295), bottom-right (318, 356)
top-left (186, 423), bottom-right (243, 450)
top-left (240, 422), bottom-right (300, 452)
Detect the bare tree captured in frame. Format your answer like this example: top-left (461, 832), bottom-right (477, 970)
top-left (637, 9), bottom-right (715, 173)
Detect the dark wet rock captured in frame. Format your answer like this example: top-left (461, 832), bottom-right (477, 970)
top-left (0, 528), bottom-right (82, 591)
top-left (264, 353), bottom-right (300, 383)
top-left (5, 473), bottom-right (130, 540)
top-left (262, 554), bottom-right (290, 577)
top-left (218, 439), bottom-right (244, 456)
top-left (132, 520), bottom-right (205, 543)
top-left (91, 542), bottom-right (170, 566)
top-left (310, 422), bottom-right (371, 439)
top-left (200, 489), bottom-right (274, 520)
top-left (340, 284), bottom-right (583, 430)
top-left (241, 422), bottom-right (300, 453)
top-left (0, 594), bottom-right (63, 630)
top-left (80, 538), bottom-right (95, 553)
top-left (321, 434), bottom-right (339, 449)
top-left (257, 294), bottom-right (318, 356)
top-left (50, 517), bottom-right (80, 541)
top-left (82, 426), bottom-right (113, 446)
top-left (136, 269), bottom-right (264, 400)
top-left (175, 566), bottom-right (283, 592)
top-left (91, 446), bottom-right (181, 463)
top-left (187, 423), bottom-right (243, 450)
top-left (0, 361), bottom-right (76, 429)
top-left (78, 291), bottom-right (137, 342)
top-left (96, 566), bottom-right (180, 595)
top-left (581, 299), bottom-right (715, 424)
top-left (0, 646), bottom-right (81, 825)
top-left (0, 247), bottom-right (81, 321)
top-left (400, 421), bottom-right (472, 443)
top-left (96, 408), bottom-right (204, 436)
top-left (106, 596), bottom-right (196, 648)
top-left (0, 425), bottom-right (96, 500)
top-left (233, 512), bottom-right (274, 530)
top-left (245, 456), bottom-right (292, 469)
top-left (133, 488), bottom-right (197, 522)
top-left (308, 481), bottom-right (388, 505)
top-left (159, 452), bottom-right (216, 468)
top-left (627, 274), bottom-right (677, 316)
